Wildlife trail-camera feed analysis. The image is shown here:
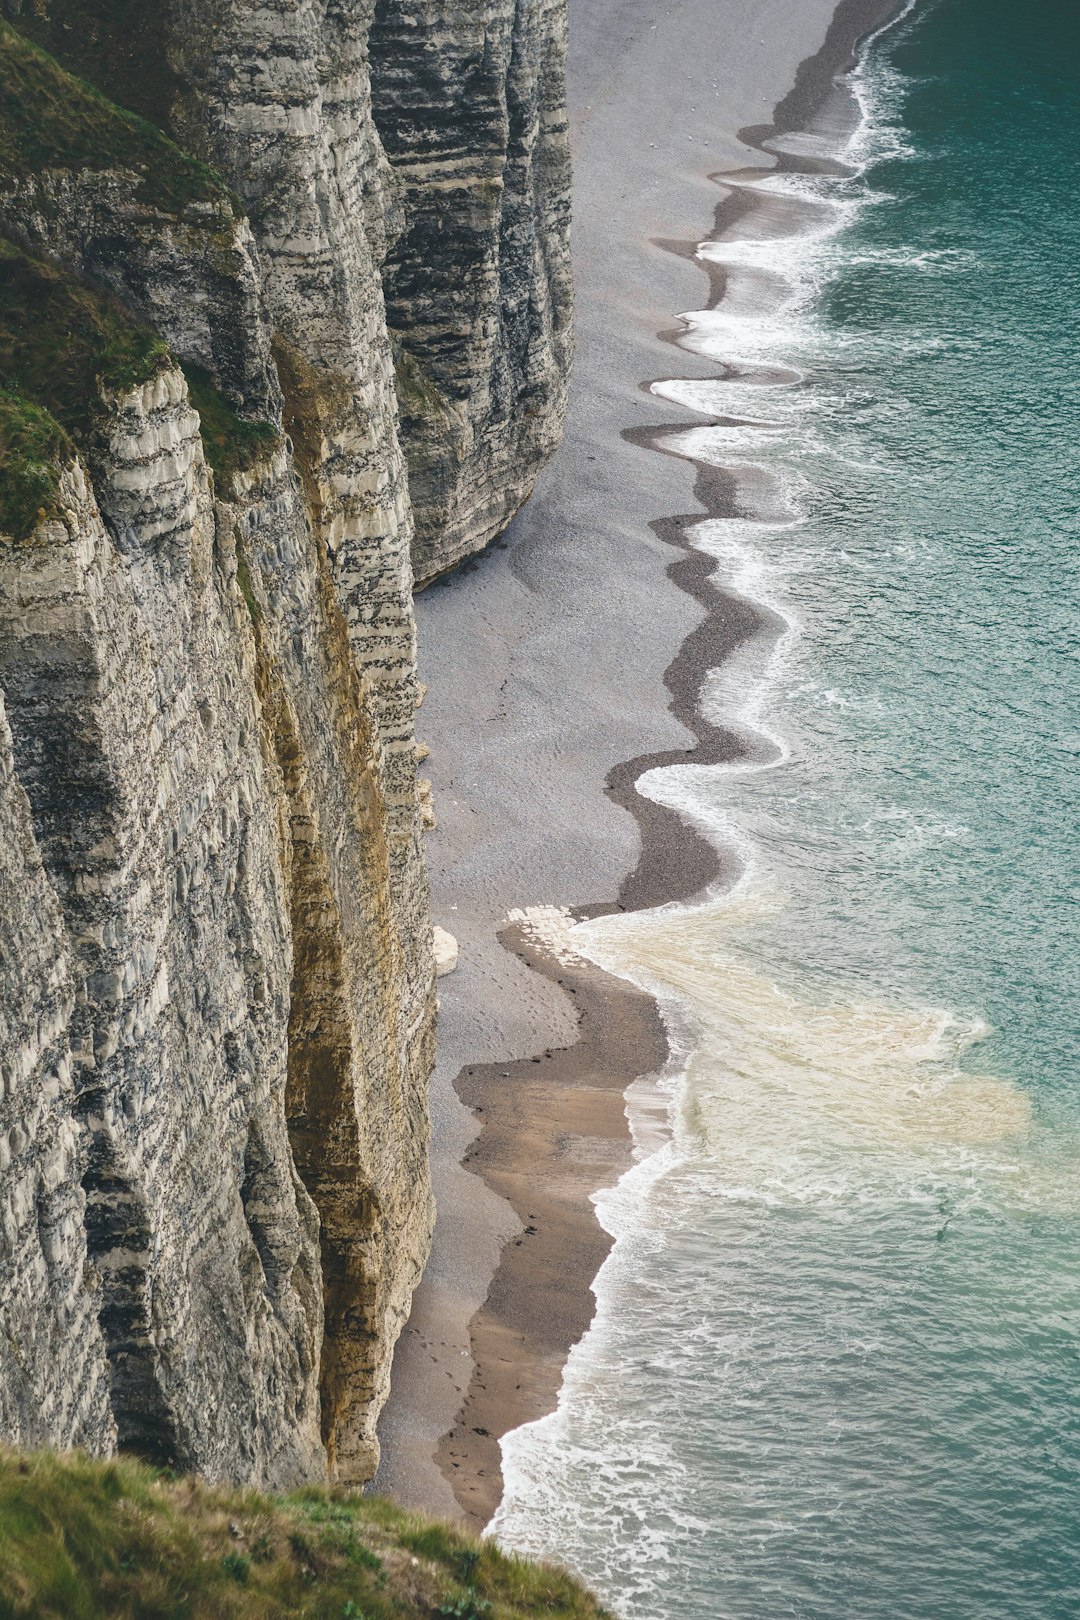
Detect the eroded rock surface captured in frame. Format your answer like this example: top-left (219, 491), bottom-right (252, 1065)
top-left (370, 0), bottom-right (573, 583)
top-left (0, 0), bottom-right (570, 1485)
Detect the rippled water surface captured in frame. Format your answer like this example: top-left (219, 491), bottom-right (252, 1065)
top-left (492, 2), bottom-right (1080, 1615)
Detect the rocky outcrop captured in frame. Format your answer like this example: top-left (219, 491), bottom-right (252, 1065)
top-left (0, 0), bottom-right (569, 1488)
top-left (370, 0), bottom-right (573, 582)
top-left (0, 679), bottom-right (114, 1458)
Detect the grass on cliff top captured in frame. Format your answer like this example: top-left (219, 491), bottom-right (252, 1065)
top-left (0, 17), bottom-right (231, 215)
top-left (0, 0), bottom-right (181, 133)
top-left (0, 1450), bottom-right (613, 1620)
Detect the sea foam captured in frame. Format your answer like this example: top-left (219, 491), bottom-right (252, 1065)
top-left (492, 3), bottom-right (1078, 1615)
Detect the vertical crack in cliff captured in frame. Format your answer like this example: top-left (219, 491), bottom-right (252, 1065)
top-left (270, 336), bottom-right (350, 540)
top-left (80, 1133), bottom-right (184, 1470)
top-left (248, 577), bottom-right (390, 1481)
top-left (281, 759), bottom-right (380, 1479)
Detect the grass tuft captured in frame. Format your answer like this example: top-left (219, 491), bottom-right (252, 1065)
top-left (0, 1449), bottom-right (614, 1619)
top-left (222, 1551), bottom-right (251, 1585)
top-left (437, 1588), bottom-right (494, 1619)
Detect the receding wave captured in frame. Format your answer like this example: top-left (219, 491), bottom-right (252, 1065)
top-left (493, 2), bottom-right (1080, 1615)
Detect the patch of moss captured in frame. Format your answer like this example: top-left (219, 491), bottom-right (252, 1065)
top-left (234, 542), bottom-right (263, 628)
top-left (270, 333), bottom-right (353, 526)
top-left (391, 339), bottom-right (458, 432)
top-left (0, 18), bottom-right (232, 216)
top-left (0, 388), bottom-right (71, 539)
top-left (182, 364), bottom-right (279, 486)
top-left (0, 1449), bottom-right (614, 1620)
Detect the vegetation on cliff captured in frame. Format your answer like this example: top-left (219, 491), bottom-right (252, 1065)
top-left (0, 17), bottom-right (227, 215)
top-left (0, 237), bottom-right (170, 425)
top-left (0, 0), bottom-right (179, 133)
top-left (0, 233), bottom-right (279, 535)
top-left (0, 15), bottom-right (282, 531)
top-left (0, 1452), bottom-right (611, 1620)
top-left (181, 364), bottom-right (280, 485)
top-left (0, 236), bottom-right (167, 537)
top-left (0, 389), bottom-right (71, 540)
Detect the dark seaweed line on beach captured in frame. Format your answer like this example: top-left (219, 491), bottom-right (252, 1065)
top-left (436, 0), bottom-right (910, 1528)
top-left (608, 0), bottom-right (906, 911)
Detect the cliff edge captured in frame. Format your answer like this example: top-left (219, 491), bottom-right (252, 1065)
top-left (0, 0), bottom-right (570, 1488)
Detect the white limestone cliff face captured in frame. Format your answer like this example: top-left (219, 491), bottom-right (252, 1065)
top-left (0, 389), bottom-right (329, 1484)
top-left (0, 681), bottom-right (114, 1458)
top-left (0, 0), bottom-right (570, 1487)
top-left (0, 364), bottom-right (436, 1484)
top-left (370, 0), bottom-right (573, 583)
top-left (165, 0), bottom-right (573, 586)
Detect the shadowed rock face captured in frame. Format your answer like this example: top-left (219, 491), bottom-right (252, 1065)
top-left (0, 388), bottom-right (329, 1486)
top-left (0, 0), bottom-right (568, 1486)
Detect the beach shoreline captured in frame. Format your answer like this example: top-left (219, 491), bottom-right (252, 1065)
top-left (373, 0), bottom-right (905, 1527)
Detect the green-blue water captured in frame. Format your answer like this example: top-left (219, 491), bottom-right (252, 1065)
top-left (491, 1), bottom-right (1080, 1616)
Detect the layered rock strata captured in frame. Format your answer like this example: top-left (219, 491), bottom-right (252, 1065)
top-left (0, 0), bottom-right (569, 1486)
top-left (7, 0), bottom-right (573, 588)
top-left (370, 0), bottom-right (573, 582)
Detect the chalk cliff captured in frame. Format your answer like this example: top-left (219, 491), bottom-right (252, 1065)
top-left (370, 0), bottom-right (573, 582)
top-left (0, 0), bottom-right (570, 1486)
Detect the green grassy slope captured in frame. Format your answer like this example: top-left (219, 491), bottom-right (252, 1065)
top-left (0, 1451), bottom-right (611, 1620)
top-left (0, 17), bottom-right (227, 213)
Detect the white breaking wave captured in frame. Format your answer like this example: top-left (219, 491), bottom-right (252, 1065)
top-left (489, 3), bottom-right (1021, 1605)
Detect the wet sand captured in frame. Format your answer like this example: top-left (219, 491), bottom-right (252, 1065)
top-left (373, 0), bottom-right (901, 1525)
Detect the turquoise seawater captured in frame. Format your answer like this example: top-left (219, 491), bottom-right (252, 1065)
top-left (491, 1), bottom-right (1080, 1616)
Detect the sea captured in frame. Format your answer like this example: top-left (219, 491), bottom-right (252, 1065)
top-left (489, 1), bottom-right (1080, 1615)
